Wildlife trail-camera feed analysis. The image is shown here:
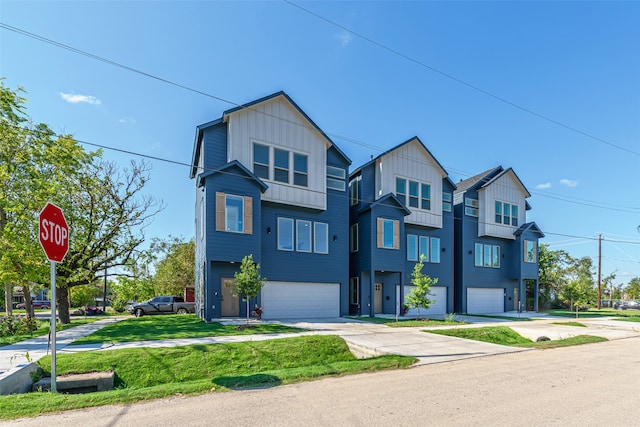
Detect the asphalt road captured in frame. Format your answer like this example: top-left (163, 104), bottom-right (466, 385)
top-left (7, 335), bottom-right (640, 427)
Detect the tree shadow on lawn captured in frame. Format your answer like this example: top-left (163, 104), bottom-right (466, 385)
top-left (213, 374), bottom-right (282, 390)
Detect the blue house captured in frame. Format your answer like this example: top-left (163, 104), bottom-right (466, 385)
top-left (190, 92), bottom-right (351, 321)
top-left (348, 137), bottom-right (456, 317)
top-left (453, 167), bottom-right (544, 314)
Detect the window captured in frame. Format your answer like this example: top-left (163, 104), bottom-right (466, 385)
top-left (293, 153), bottom-right (308, 187)
top-left (279, 217), bottom-right (328, 254)
top-left (349, 175), bottom-right (360, 205)
top-left (396, 178), bottom-right (406, 204)
top-left (200, 197), bottom-right (205, 239)
top-left (253, 143), bottom-right (269, 180)
top-left (495, 201), bottom-right (502, 224)
top-left (512, 205), bottom-right (518, 227)
top-left (274, 148), bottom-right (289, 183)
top-left (225, 195), bottom-right (244, 232)
top-left (442, 193), bottom-right (452, 212)
top-left (407, 235), bottom-right (418, 261)
top-left (475, 243), bottom-right (501, 268)
top-left (525, 240), bottom-right (536, 263)
top-left (496, 201), bottom-right (519, 226)
top-left (421, 183), bottom-right (431, 210)
top-left (430, 238), bottom-right (440, 263)
top-left (465, 198), bottom-right (479, 217)
top-left (327, 166), bottom-right (346, 191)
top-left (409, 181), bottom-right (419, 208)
top-left (278, 218), bottom-right (294, 251)
top-left (419, 236), bottom-right (429, 260)
top-left (314, 222), bottom-right (328, 254)
top-left (296, 220), bottom-right (312, 252)
top-left (377, 218), bottom-right (399, 249)
top-left (216, 192), bottom-right (253, 234)
top-left (350, 224), bottom-right (358, 252)
top-left (349, 277), bottom-right (359, 304)
top-left (503, 203), bottom-right (511, 225)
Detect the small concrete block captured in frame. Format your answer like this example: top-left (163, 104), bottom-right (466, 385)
top-left (33, 371), bottom-right (114, 393)
top-left (0, 363), bottom-right (39, 395)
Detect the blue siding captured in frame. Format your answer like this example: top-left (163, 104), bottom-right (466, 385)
top-left (202, 123), bottom-right (228, 172)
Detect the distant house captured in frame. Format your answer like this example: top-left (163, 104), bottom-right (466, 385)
top-left (453, 167), bottom-right (544, 314)
top-left (348, 137), bottom-right (456, 317)
top-left (190, 92), bottom-right (351, 321)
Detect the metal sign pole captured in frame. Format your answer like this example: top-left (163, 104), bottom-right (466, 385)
top-left (50, 261), bottom-right (57, 393)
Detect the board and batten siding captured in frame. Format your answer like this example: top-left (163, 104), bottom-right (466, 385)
top-left (225, 97), bottom-right (327, 210)
top-left (375, 141), bottom-right (444, 229)
top-left (478, 173), bottom-right (527, 240)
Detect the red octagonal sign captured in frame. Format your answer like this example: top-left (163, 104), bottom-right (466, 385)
top-left (39, 202), bottom-right (69, 263)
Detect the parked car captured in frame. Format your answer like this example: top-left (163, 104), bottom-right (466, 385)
top-left (126, 296), bottom-right (195, 317)
top-left (614, 300), bottom-right (640, 310)
top-left (16, 300), bottom-right (51, 309)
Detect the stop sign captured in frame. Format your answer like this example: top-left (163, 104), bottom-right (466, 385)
top-left (39, 202), bottom-right (69, 263)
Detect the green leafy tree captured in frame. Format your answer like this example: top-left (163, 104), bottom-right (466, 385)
top-left (560, 256), bottom-right (596, 317)
top-left (538, 244), bottom-right (572, 309)
top-left (151, 237), bottom-right (195, 296)
top-left (625, 277), bottom-right (640, 300)
top-left (405, 255), bottom-right (437, 320)
top-left (233, 254), bottom-right (265, 325)
top-left (69, 284), bottom-right (102, 308)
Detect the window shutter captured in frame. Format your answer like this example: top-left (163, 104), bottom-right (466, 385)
top-left (377, 218), bottom-right (383, 248)
top-left (216, 192), bottom-right (225, 232)
top-left (393, 220), bottom-right (400, 249)
top-left (244, 196), bottom-right (253, 234)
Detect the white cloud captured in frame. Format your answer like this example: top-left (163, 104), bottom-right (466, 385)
top-left (535, 182), bottom-right (552, 189)
top-left (559, 179), bottom-right (578, 188)
top-left (59, 92), bottom-right (102, 105)
top-left (337, 31), bottom-right (352, 47)
top-left (119, 117), bottom-right (136, 124)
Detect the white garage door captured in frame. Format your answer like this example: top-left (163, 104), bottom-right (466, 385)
top-left (398, 286), bottom-right (447, 316)
top-left (261, 281), bottom-right (340, 319)
top-left (467, 288), bottom-right (504, 314)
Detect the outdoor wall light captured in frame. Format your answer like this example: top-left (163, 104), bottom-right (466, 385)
top-left (442, 247), bottom-right (446, 252)
top-left (333, 235), bottom-right (338, 242)
top-left (468, 250), bottom-right (472, 254)
top-left (267, 227), bottom-right (271, 235)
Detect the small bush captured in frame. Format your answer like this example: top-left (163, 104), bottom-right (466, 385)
top-left (0, 315), bottom-right (38, 337)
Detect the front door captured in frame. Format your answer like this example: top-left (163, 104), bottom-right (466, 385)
top-left (374, 283), bottom-right (383, 314)
top-left (221, 278), bottom-right (239, 316)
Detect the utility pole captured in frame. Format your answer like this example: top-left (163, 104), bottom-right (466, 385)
top-left (597, 233), bottom-right (602, 309)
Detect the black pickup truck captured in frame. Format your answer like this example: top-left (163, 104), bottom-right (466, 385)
top-left (127, 296), bottom-right (195, 317)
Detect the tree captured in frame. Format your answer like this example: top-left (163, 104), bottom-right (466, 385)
top-left (233, 254), bottom-right (265, 325)
top-left (560, 256), bottom-right (596, 317)
top-left (405, 255), bottom-right (437, 320)
top-left (625, 277), bottom-right (640, 300)
top-left (538, 244), bottom-right (572, 309)
top-left (0, 81), bottom-right (162, 323)
top-left (150, 237), bottom-right (195, 296)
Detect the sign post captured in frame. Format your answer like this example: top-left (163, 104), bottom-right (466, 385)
top-left (39, 202), bottom-right (69, 393)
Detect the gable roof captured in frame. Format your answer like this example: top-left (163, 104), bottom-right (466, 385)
top-left (513, 222), bottom-right (545, 238)
top-left (196, 160), bottom-right (268, 192)
top-left (350, 136), bottom-right (455, 188)
top-left (481, 167), bottom-right (531, 198)
top-left (454, 167), bottom-right (503, 194)
top-left (358, 193), bottom-right (411, 216)
top-left (223, 91), bottom-right (351, 165)
top-left (190, 91), bottom-right (352, 179)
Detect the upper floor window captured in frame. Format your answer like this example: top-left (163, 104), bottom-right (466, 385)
top-left (475, 243), bottom-right (500, 268)
top-left (524, 240), bottom-right (537, 263)
top-left (350, 224), bottom-right (359, 252)
top-left (407, 235), bottom-right (418, 261)
top-left (396, 177), bottom-right (431, 211)
top-left (419, 236), bottom-right (429, 260)
top-left (278, 217), bottom-right (329, 254)
top-left (377, 218), bottom-right (399, 249)
top-left (408, 235), bottom-right (439, 263)
top-left (495, 201), bottom-right (518, 226)
top-left (253, 143), bottom-right (269, 180)
top-left (327, 165), bottom-right (346, 191)
top-left (252, 142), bottom-right (308, 188)
top-left (349, 175), bottom-right (361, 206)
top-left (442, 193), bottom-right (452, 212)
top-left (216, 192), bottom-right (253, 234)
top-left (430, 237), bottom-right (441, 263)
top-left (465, 198), bottom-right (478, 217)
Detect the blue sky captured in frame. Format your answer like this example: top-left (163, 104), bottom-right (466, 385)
top-left (1, 1), bottom-right (639, 286)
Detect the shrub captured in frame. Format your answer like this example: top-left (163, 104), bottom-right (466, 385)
top-left (0, 315), bottom-right (39, 337)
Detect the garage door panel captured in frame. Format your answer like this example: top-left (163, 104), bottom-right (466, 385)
top-left (399, 286), bottom-right (447, 316)
top-left (261, 281), bottom-right (339, 319)
top-left (467, 288), bottom-right (503, 314)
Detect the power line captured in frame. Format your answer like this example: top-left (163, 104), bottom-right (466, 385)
top-left (283, 1), bottom-right (640, 158)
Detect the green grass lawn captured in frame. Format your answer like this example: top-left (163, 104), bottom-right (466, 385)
top-left (0, 335), bottom-right (415, 419)
top-left (0, 318), bottom-right (100, 347)
top-left (543, 308), bottom-right (640, 318)
top-left (427, 326), bottom-right (607, 349)
top-left (349, 316), bottom-right (467, 327)
top-left (460, 314), bottom-right (533, 321)
top-left (552, 321), bottom-right (587, 327)
top-left (71, 315), bottom-right (306, 344)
